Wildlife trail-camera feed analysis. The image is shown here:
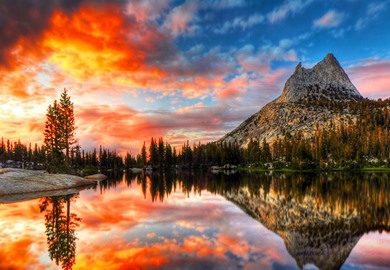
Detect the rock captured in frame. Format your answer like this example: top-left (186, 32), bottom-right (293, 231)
top-left (0, 168), bottom-right (94, 197)
top-left (85, 173), bottom-right (107, 181)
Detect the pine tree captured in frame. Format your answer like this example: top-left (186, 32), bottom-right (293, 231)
top-left (149, 137), bottom-right (158, 167)
top-left (59, 89), bottom-right (76, 164)
top-left (141, 141), bottom-right (147, 166)
top-left (158, 137), bottom-right (165, 168)
top-left (165, 143), bottom-right (173, 169)
top-left (261, 138), bottom-right (271, 164)
top-left (44, 100), bottom-right (63, 167)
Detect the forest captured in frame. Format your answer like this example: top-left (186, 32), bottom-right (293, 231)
top-left (0, 98), bottom-right (389, 172)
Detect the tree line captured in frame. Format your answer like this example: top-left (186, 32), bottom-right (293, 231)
top-left (1, 94), bottom-right (389, 172)
top-left (125, 98), bottom-right (389, 170)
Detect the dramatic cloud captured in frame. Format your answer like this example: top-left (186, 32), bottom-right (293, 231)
top-left (0, 0), bottom-right (129, 70)
top-left (313, 10), bottom-right (345, 28)
top-left (0, 1), bottom-right (55, 69)
top-left (1, 0), bottom-right (389, 154)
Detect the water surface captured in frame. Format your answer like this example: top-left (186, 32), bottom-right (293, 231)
top-left (1, 171), bottom-right (389, 269)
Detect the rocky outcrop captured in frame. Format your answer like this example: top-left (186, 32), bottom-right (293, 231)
top-left (0, 168), bottom-right (94, 197)
top-left (220, 53), bottom-right (364, 146)
top-left (278, 53), bottom-right (362, 103)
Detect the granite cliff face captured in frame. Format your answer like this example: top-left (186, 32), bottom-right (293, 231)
top-left (221, 53), bottom-right (363, 146)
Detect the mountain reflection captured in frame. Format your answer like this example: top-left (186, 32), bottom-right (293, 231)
top-left (223, 172), bottom-right (390, 270)
top-left (39, 194), bottom-right (80, 270)
top-left (121, 171), bottom-right (390, 270)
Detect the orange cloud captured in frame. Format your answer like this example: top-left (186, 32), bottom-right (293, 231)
top-left (44, 5), bottom-right (145, 80)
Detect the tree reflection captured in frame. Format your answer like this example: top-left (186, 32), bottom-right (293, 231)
top-left (39, 194), bottom-right (81, 270)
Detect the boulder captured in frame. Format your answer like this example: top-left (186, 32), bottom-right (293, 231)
top-left (0, 168), bottom-right (94, 196)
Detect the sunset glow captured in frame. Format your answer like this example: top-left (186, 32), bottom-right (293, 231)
top-left (1, 0), bottom-right (389, 153)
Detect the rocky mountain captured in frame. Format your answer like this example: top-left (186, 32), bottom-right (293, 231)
top-left (220, 53), bottom-right (364, 146)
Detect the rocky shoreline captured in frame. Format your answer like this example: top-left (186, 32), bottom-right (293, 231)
top-left (0, 168), bottom-right (95, 198)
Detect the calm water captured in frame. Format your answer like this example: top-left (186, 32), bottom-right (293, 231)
top-left (1, 171), bottom-right (390, 270)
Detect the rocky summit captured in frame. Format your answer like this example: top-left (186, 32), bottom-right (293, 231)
top-left (278, 53), bottom-right (362, 103)
top-left (220, 53), bottom-right (364, 146)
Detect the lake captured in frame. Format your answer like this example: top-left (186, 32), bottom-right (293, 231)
top-left (1, 171), bottom-right (390, 270)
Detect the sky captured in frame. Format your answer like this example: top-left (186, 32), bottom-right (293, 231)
top-left (1, 0), bottom-right (390, 154)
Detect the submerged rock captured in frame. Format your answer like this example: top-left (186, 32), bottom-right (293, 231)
top-left (85, 173), bottom-right (107, 181)
top-left (0, 186), bottom-right (92, 204)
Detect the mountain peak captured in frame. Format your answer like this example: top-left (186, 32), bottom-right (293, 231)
top-left (278, 53), bottom-right (362, 103)
top-left (324, 52), bottom-right (337, 61)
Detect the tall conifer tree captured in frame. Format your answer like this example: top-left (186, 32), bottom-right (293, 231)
top-left (59, 89), bottom-right (76, 163)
